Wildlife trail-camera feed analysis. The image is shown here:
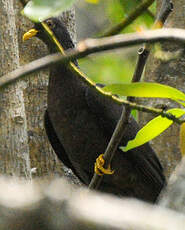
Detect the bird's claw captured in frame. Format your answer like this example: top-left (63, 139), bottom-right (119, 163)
top-left (94, 154), bottom-right (114, 176)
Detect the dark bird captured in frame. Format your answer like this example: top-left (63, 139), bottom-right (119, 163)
top-left (23, 17), bottom-right (165, 202)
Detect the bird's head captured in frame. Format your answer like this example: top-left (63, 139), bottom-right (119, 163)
top-left (23, 17), bottom-right (75, 52)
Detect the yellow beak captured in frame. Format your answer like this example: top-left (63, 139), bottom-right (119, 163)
top-left (22, 28), bottom-right (38, 41)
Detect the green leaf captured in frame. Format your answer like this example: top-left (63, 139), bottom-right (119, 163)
top-left (103, 82), bottom-right (185, 102)
top-left (22, 0), bottom-right (76, 22)
top-left (131, 109), bottom-right (138, 121)
top-left (86, 0), bottom-right (99, 3)
top-left (121, 108), bottom-right (185, 152)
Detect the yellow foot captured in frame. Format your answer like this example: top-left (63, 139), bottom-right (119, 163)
top-left (94, 154), bottom-right (114, 176)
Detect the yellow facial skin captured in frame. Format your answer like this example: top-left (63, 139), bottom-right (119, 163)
top-left (22, 28), bottom-right (38, 41)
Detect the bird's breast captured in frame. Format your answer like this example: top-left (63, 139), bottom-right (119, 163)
top-left (47, 66), bottom-right (109, 180)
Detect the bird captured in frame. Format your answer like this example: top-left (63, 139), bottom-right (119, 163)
top-left (23, 17), bottom-right (166, 203)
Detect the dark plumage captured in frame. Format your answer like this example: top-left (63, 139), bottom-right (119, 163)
top-left (31, 17), bottom-right (165, 202)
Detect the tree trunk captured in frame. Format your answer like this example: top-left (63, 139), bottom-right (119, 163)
top-left (15, 1), bottom-right (60, 178)
top-left (0, 0), bottom-right (79, 182)
top-left (139, 0), bottom-right (185, 178)
top-left (0, 0), bottom-right (30, 178)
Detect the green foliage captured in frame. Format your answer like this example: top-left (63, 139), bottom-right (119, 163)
top-left (79, 53), bottom-right (135, 84)
top-left (106, 0), bottom-right (155, 33)
top-left (103, 82), bottom-right (185, 103)
top-left (22, 0), bottom-right (76, 22)
top-left (104, 82), bottom-right (185, 150)
top-left (121, 108), bottom-right (185, 152)
top-left (80, 0), bottom-right (156, 85)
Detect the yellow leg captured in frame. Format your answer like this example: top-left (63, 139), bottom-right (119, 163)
top-left (94, 154), bottom-right (114, 176)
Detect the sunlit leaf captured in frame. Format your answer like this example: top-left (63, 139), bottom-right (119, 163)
top-left (121, 108), bottom-right (185, 152)
top-left (86, 0), bottom-right (99, 4)
top-left (103, 82), bottom-right (185, 102)
top-left (180, 122), bottom-right (185, 156)
top-left (131, 109), bottom-right (138, 121)
top-left (22, 0), bottom-right (76, 22)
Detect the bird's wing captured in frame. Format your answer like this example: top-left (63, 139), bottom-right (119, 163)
top-left (85, 86), bottom-right (165, 190)
top-left (44, 110), bottom-right (73, 168)
top-left (44, 110), bottom-right (86, 183)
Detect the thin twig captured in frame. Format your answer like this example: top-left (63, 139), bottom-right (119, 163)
top-left (88, 48), bottom-right (150, 189)
top-left (101, 0), bottom-right (155, 37)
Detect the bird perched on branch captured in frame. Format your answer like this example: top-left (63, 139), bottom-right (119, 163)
top-left (23, 17), bottom-right (165, 202)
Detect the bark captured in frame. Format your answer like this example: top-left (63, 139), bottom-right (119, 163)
top-left (14, 1), bottom-right (60, 178)
top-left (0, 0), bottom-right (30, 178)
top-left (138, 0), bottom-right (185, 178)
top-left (0, 0), bottom-right (80, 183)
top-left (15, 2), bottom-right (78, 180)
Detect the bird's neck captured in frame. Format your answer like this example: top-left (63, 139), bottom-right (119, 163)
top-left (46, 22), bottom-right (87, 115)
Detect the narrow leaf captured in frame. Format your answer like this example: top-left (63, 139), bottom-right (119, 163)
top-left (22, 0), bottom-right (76, 22)
top-left (103, 82), bottom-right (185, 102)
top-left (121, 108), bottom-right (185, 152)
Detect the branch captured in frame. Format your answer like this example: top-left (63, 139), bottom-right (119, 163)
top-left (1, 28), bottom-right (185, 88)
top-left (81, 28), bottom-right (185, 55)
top-left (101, 0), bottom-right (155, 37)
top-left (155, 0), bottom-right (173, 27)
top-left (0, 29), bottom-right (184, 125)
top-left (70, 188), bottom-right (185, 230)
top-left (0, 53), bottom-right (62, 88)
top-left (0, 177), bottom-right (185, 230)
top-left (159, 157), bottom-right (185, 212)
top-left (89, 49), bottom-right (150, 189)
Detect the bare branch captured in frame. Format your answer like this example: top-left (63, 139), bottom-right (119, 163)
top-left (69, 189), bottom-right (185, 230)
top-left (0, 177), bottom-right (185, 230)
top-left (1, 28), bottom-right (185, 89)
top-left (0, 29), bottom-right (184, 126)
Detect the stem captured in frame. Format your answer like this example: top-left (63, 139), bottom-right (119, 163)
top-left (101, 0), bottom-right (155, 37)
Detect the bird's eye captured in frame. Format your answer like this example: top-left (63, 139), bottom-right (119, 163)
top-left (46, 19), bottom-right (54, 28)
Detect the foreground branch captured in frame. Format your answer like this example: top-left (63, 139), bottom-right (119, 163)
top-left (1, 28), bottom-right (185, 89)
top-left (159, 157), bottom-right (185, 211)
top-left (0, 30), bottom-right (184, 126)
top-left (0, 176), bottom-right (185, 230)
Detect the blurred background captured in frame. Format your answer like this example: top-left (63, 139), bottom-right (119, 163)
top-left (75, 0), bottom-right (156, 85)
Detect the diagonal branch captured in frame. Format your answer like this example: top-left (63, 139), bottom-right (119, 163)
top-left (101, 0), bottom-right (155, 37)
top-left (1, 28), bottom-right (185, 89)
